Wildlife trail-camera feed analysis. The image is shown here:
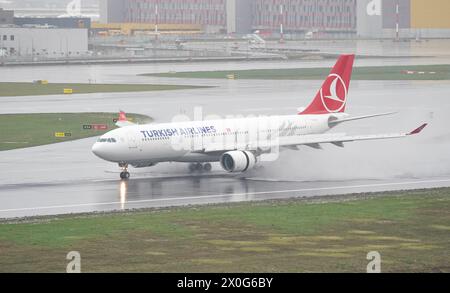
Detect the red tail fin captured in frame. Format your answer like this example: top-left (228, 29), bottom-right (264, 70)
top-left (300, 54), bottom-right (355, 115)
top-left (119, 111), bottom-right (127, 122)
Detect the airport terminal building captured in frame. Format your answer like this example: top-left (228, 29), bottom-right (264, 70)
top-left (0, 9), bottom-right (90, 58)
top-left (252, 0), bottom-right (357, 34)
top-left (0, 27), bottom-right (89, 58)
top-left (357, 0), bottom-right (450, 39)
top-left (99, 0), bottom-right (450, 39)
top-left (99, 0), bottom-right (357, 35)
top-left (0, 8), bottom-right (14, 25)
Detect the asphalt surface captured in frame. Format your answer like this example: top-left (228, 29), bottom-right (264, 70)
top-left (1, 47), bottom-right (450, 218)
top-left (2, 173), bottom-right (450, 218)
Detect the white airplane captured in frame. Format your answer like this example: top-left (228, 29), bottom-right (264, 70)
top-left (92, 55), bottom-right (428, 179)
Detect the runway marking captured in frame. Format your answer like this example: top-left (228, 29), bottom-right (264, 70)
top-left (1, 178), bottom-right (450, 215)
top-left (1, 142), bottom-right (29, 144)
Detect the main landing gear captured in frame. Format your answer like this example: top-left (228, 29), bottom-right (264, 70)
top-left (119, 163), bottom-right (130, 180)
top-left (188, 163), bottom-right (212, 173)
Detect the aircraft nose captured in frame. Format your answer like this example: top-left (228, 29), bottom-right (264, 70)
top-left (92, 142), bottom-right (107, 159)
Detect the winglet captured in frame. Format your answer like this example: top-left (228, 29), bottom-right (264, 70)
top-left (408, 123), bottom-right (428, 135)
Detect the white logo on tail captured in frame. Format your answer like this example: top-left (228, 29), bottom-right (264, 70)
top-left (320, 74), bottom-right (347, 113)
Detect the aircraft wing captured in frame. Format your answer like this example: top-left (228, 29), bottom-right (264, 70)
top-left (200, 123), bottom-right (427, 153)
top-left (278, 123), bottom-right (428, 149)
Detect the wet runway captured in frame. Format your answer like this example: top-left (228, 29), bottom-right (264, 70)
top-left (2, 173), bottom-right (450, 218)
top-left (1, 48), bottom-right (450, 218)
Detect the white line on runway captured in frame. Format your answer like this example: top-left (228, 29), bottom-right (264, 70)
top-left (1, 178), bottom-right (450, 214)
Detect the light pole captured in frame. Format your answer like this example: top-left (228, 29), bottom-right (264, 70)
top-left (155, 0), bottom-right (159, 42)
top-left (279, 4), bottom-right (284, 43)
top-left (0, 34), bottom-right (3, 62)
top-left (31, 36), bottom-right (34, 62)
top-left (395, 1), bottom-right (400, 41)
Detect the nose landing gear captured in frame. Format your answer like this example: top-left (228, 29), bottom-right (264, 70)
top-left (119, 163), bottom-right (130, 180)
top-left (120, 172), bottom-right (130, 180)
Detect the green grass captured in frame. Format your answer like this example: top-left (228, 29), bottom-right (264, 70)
top-left (144, 64), bottom-right (450, 80)
top-left (0, 113), bottom-right (151, 151)
top-left (0, 188), bottom-right (449, 272)
top-left (0, 82), bottom-right (209, 97)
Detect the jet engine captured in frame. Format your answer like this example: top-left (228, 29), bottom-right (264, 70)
top-left (220, 151), bottom-right (256, 173)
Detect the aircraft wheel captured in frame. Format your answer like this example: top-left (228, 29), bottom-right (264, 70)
top-left (195, 163), bottom-right (203, 171)
top-left (203, 163), bottom-right (212, 172)
top-left (120, 172), bottom-right (130, 180)
top-left (189, 163), bottom-right (197, 172)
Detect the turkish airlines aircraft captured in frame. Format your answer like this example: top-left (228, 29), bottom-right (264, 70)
top-left (92, 55), bottom-right (427, 179)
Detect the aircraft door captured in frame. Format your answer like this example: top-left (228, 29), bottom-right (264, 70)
top-left (127, 131), bottom-right (138, 149)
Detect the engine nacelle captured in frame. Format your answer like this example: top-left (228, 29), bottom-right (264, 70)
top-left (220, 151), bottom-right (256, 173)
